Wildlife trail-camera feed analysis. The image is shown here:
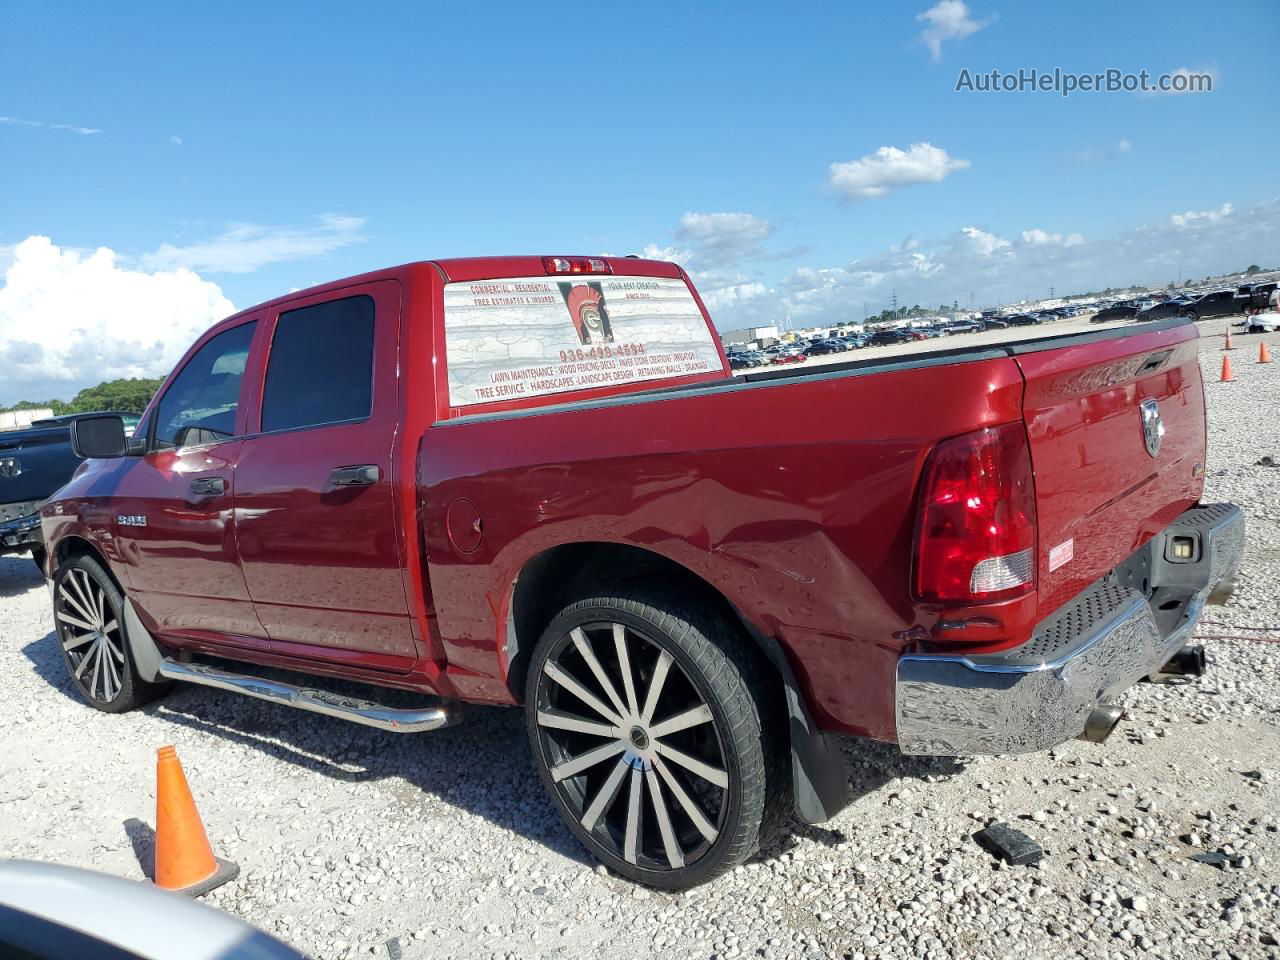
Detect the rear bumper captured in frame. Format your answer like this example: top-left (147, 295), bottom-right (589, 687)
top-left (895, 502), bottom-right (1245, 756)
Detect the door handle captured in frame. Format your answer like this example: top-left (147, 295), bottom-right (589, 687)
top-left (189, 476), bottom-right (226, 496)
top-left (329, 464), bottom-right (380, 487)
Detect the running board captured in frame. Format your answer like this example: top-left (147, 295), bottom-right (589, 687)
top-left (157, 659), bottom-right (454, 733)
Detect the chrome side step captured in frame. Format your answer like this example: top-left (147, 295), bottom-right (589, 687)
top-left (158, 659), bottom-right (454, 733)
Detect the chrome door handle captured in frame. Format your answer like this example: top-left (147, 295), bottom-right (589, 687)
top-left (329, 464), bottom-right (380, 486)
top-left (189, 477), bottom-right (226, 495)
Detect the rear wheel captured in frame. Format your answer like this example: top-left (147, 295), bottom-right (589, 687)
top-left (52, 554), bottom-right (169, 713)
top-left (525, 586), bottom-right (788, 889)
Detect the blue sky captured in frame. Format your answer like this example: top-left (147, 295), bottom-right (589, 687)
top-left (1, 0), bottom-right (1277, 402)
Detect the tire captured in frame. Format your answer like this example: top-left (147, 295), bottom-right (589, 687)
top-left (52, 553), bottom-right (170, 713)
top-left (524, 585), bottom-right (789, 889)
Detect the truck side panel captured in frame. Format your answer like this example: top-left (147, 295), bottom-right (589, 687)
top-left (418, 354), bottom-right (1026, 740)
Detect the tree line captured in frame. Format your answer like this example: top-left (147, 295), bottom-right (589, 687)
top-left (1, 378), bottom-right (163, 416)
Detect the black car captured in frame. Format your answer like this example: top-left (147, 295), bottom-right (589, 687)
top-left (982, 317), bottom-right (1009, 329)
top-left (1136, 299), bottom-right (1194, 322)
top-left (1182, 290), bottom-right (1240, 321)
top-left (804, 340), bottom-right (845, 355)
top-left (1091, 305), bottom-right (1138, 324)
top-left (867, 328), bottom-right (914, 345)
top-left (726, 350), bottom-right (768, 369)
top-left (1234, 282), bottom-right (1277, 313)
top-left (1, 412), bottom-right (140, 569)
top-left (1006, 313), bottom-right (1041, 326)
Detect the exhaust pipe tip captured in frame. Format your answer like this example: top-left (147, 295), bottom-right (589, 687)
top-left (1077, 704), bottom-right (1125, 744)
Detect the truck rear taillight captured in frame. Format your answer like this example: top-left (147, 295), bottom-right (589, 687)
top-left (543, 256), bottom-right (612, 275)
top-left (914, 422), bottom-right (1037, 604)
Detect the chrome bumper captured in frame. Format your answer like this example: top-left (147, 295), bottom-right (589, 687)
top-left (895, 503), bottom-right (1245, 756)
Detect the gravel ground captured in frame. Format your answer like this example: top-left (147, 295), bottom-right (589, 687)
top-left (1, 317), bottom-right (1277, 960)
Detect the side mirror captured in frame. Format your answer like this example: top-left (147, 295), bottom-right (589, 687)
top-left (70, 414), bottom-right (129, 459)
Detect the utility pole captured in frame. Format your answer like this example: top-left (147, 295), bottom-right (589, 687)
top-left (1050, 285), bottom-right (1055, 300)
top-left (891, 289), bottom-right (898, 313)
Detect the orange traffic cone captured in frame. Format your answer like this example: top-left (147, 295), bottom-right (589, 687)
top-left (1220, 355), bottom-right (1234, 382)
top-left (1224, 329), bottom-right (1235, 350)
top-left (154, 745), bottom-right (238, 896)
top-left (1261, 341), bottom-right (1272, 364)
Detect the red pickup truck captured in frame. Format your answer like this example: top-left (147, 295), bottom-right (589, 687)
top-left (42, 255), bottom-right (1244, 889)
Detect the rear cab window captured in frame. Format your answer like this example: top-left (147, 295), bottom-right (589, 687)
top-left (441, 272), bottom-right (725, 412)
top-left (261, 295), bottom-right (375, 433)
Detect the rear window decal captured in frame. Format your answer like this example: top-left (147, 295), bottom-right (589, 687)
top-left (442, 275), bottom-right (721, 406)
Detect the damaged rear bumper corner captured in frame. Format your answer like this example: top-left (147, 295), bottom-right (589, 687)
top-left (894, 502), bottom-right (1245, 757)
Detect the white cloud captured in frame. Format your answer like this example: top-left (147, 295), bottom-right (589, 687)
top-left (1019, 228), bottom-right (1085, 247)
top-left (674, 212), bottom-right (772, 267)
top-left (169, 135), bottom-right (183, 146)
top-left (829, 143), bottom-right (970, 200)
top-left (1170, 202), bottom-right (1232, 227)
top-left (142, 214), bottom-right (367, 274)
top-left (703, 198), bottom-right (1277, 331)
top-left (916, 1), bottom-right (988, 61)
top-left (0, 237), bottom-right (235, 405)
top-left (0, 115), bottom-right (100, 135)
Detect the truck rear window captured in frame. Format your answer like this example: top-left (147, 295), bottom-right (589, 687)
top-left (442, 275), bottom-right (722, 407)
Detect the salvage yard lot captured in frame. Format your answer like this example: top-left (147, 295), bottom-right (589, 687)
top-left (1, 318), bottom-right (1277, 960)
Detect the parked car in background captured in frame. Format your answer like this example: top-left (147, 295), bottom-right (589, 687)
top-left (38, 254), bottom-right (1243, 890)
top-left (944, 319), bottom-right (984, 334)
top-left (804, 340), bottom-right (846, 356)
top-left (727, 351), bottom-right (768, 370)
top-left (867, 328), bottom-right (914, 345)
top-left (1183, 290), bottom-right (1240, 321)
top-left (1091, 304), bottom-right (1139, 324)
top-left (983, 317), bottom-right (1010, 329)
top-left (1, 412), bottom-right (139, 569)
top-left (1137, 299), bottom-right (1194, 322)
top-left (770, 348), bottom-right (809, 364)
top-left (833, 335), bottom-right (867, 349)
top-left (1236, 281), bottom-right (1278, 314)
top-left (1006, 314), bottom-right (1042, 326)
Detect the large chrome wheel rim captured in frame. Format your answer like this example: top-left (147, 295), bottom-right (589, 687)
top-left (55, 569), bottom-right (125, 704)
top-left (535, 621), bottom-right (729, 871)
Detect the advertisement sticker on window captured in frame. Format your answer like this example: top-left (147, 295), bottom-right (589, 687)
top-left (442, 276), bottom-right (721, 407)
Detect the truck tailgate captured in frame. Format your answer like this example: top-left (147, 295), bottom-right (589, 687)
top-left (1012, 322), bottom-right (1206, 619)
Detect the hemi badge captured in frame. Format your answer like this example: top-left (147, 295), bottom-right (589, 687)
top-left (1048, 538), bottom-right (1074, 572)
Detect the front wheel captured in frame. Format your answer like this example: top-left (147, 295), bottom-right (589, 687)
top-left (52, 554), bottom-right (169, 713)
top-left (525, 586), bottom-right (788, 889)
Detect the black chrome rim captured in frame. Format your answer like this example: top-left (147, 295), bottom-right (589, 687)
top-left (55, 568), bottom-right (125, 703)
top-left (535, 621), bottom-right (729, 871)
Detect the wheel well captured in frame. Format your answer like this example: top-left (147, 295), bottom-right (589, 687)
top-left (54, 536), bottom-right (110, 578)
top-left (505, 542), bottom-right (771, 703)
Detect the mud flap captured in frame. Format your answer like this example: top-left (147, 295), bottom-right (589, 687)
top-left (737, 617), bottom-right (851, 824)
top-left (784, 682), bottom-right (852, 824)
top-left (123, 597), bottom-right (165, 683)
